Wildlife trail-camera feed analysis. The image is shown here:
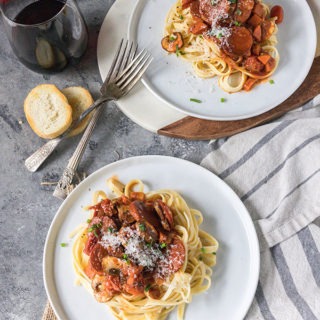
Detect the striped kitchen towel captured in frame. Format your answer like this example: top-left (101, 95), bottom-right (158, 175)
top-left (201, 95), bottom-right (320, 320)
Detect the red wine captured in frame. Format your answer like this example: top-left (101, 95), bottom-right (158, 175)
top-left (7, 0), bottom-right (88, 73)
top-left (13, 0), bottom-right (65, 25)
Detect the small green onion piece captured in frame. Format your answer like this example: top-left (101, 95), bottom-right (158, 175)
top-left (229, 0), bottom-right (237, 3)
top-left (234, 21), bottom-right (241, 26)
top-left (190, 98), bottom-right (202, 103)
top-left (201, 247), bottom-right (206, 253)
top-left (93, 230), bottom-right (99, 238)
top-left (160, 243), bottom-right (167, 249)
top-left (199, 256), bottom-right (203, 261)
top-left (60, 243), bottom-right (67, 247)
top-left (220, 98), bottom-right (226, 103)
top-left (108, 227), bottom-right (114, 233)
top-left (139, 223), bottom-right (146, 232)
top-left (123, 254), bottom-right (128, 260)
top-left (146, 242), bottom-right (152, 248)
top-left (269, 79), bottom-right (275, 84)
top-left (145, 284), bottom-right (151, 292)
top-left (87, 219), bottom-right (92, 224)
top-left (236, 9), bottom-right (242, 15)
top-left (179, 15), bottom-right (184, 20)
top-left (88, 227), bottom-right (93, 232)
top-left (217, 32), bottom-right (223, 39)
top-left (212, 252), bottom-right (216, 255)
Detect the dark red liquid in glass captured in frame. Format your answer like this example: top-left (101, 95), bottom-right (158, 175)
top-left (8, 0), bottom-right (87, 73)
top-left (13, 0), bottom-right (65, 25)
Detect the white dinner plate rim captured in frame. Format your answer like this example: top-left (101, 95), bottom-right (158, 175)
top-left (43, 155), bottom-right (260, 320)
top-left (128, 0), bottom-right (317, 120)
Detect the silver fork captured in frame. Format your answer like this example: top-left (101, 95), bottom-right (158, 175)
top-left (24, 39), bottom-right (151, 172)
top-left (52, 41), bottom-right (152, 200)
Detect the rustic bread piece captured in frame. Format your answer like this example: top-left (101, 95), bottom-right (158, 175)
top-left (24, 84), bottom-right (72, 139)
top-left (61, 86), bottom-right (94, 137)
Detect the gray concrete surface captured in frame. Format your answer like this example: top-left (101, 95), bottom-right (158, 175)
top-left (0, 1), bottom-right (213, 319)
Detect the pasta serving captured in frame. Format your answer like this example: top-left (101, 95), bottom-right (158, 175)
top-left (161, 0), bottom-right (284, 93)
top-left (72, 177), bottom-right (218, 320)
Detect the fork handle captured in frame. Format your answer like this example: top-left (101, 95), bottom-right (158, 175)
top-left (53, 105), bottom-right (105, 199)
top-left (24, 138), bottom-right (62, 172)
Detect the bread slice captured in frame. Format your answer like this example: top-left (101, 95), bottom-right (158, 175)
top-left (61, 86), bottom-right (94, 137)
top-left (24, 84), bottom-right (72, 139)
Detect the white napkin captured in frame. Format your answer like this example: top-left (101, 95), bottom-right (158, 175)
top-left (201, 97), bottom-right (320, 319)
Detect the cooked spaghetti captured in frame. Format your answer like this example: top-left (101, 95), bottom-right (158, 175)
top-left (161, 0), bottom-right (284, 93)
top-left (72, 177), bottom-right (218, 320)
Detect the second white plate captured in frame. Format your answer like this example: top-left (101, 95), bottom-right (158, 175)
top-left (129, 0), bottom-right (317, 120)
top-left (43, 156), bottom-right (259, 320)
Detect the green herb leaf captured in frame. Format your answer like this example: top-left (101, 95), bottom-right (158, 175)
top-left (93, 230), bottom-right (99, 238)
top-left (175, 45), bottom-right (184, 56)
top-left (190, 98), bottom-right (202, 103)
top-left (179, 14), bottom-right (184, 20)
top-left (160, 243), bottom-right (167, 249)
top-left (235, 9), bottom-right (242, 15)
top-left (199, 255), bottom-right (203, 261)
top-left (123, 254), bottom-right (128, 260)
top-left (228, 0), bottom-right (237, 4)
top-left (145, 284), bottom-right (151, 292)
top-left (108, 227), bottom-right (114, 233)
top-left (220, 98), bottom-right (226, 103)
top-left (212, 252), bottom-right (217, 255)
top-left (139, 223), bottom-right (146, 232)
top-left (87, 219), bottom-right (92, 224)
top-left (146, 242), bottom-right (152, 248)
top-left (234, 21), bottom-right (241, 26)
top-left (269, 79), bottom-right (275, 84)
top-left (217, 32), bottom-right (223, 39)
top-left (201, 247), bottom-right (206, 253)
top-left (60, 243), bottom-right (67, 247)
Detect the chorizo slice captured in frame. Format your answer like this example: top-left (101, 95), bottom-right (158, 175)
top-left (182, 0), bottom-right (196, 9)
top-left (154, 200), bottom-right (174, 231)
top-left (167, 237), bottom-right (186, 273)
top-left (90, 243), bottom-right (109, 272)
top-left (129, 200), bottom-right (161, 227)
top-left (189, 17), bottom-right (209, 35)
top-left (234, 0), bottom-right (254, 23)
top-left (222, 26), bottom-right (253, 57)
top-left (243, 56), bottom-right (264, 73)
top-left (190, 0), bottom-right (201, 18)
top-left (83, 232), bottom-right (98, 255)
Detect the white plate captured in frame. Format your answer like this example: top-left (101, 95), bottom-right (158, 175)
top-left (43, 156), bottom-right (260, 320)
top-left (128, 0), bottom-right (317, 120)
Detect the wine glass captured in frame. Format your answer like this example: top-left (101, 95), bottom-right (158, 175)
top-left (0, 0), bottom-right (88, 73)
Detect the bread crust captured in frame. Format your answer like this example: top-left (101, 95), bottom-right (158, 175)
top-left (61, 86), bottom-right (94, 137)
top-left (24, 84), bottom-right (72, 139)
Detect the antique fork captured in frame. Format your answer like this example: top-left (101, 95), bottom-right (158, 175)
top-left (24, 39), bottom-right (150, 172)
top-left (52, 41), bottom-right (152, 200)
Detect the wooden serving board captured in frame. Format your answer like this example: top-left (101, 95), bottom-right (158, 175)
top-left (158, 57), bottom-right (320, 140)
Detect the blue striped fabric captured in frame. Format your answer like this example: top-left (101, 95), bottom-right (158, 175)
top-left (202, 96), bottom-right (320, 319)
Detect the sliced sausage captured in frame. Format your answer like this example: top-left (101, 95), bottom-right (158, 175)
top-left (83, 233), bottom-right (98, 255)
top-left (154, 200), bottom-right (174, 231)
top-left (100, 198), bottom-right (116, 216)
top-left (129, 200), bottom-right (161, 227)
top-left (234, 0), bottom-right (254, 23)
top-left (135, 221), bottom-right (159, 242)
top-left (222, 26), bottom-right (253, 57)
top-left (101, 216), bottom-right (118, 233)
top-left (199, 0), bottom-right (233, 25)
top-left (189, 17), bottom-right (209, 35)
top-left (167, 237), bottom-right (185, 273)
top-left (190, 0), bottom-right (201, 18)
top-left (90, 243), bottom-right (108, 272)
top-left (243, 56), bottom-right (264, 73)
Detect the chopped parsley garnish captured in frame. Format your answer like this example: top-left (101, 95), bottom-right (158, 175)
top-left (211, 0), bottom-right (218, 5)
top-left (179, 14), bottom-right (184, 20)
top-left (234, 21), bottom-right (241, 26)
top-left (146, 242), bottom-right (152, 248)
top-left (160, 243), bottom-right (167, 249)
top-left (220, 98), bottom-right (226, 103)
top-left (212, 252), bottom-right (217, 255)
top-left (235, 9), bottom-right (242, 15)
top-left (201, 247), bottom-right (206, 253)
top-left (217, 32), bottom-right (223, 39)
top-left (139, 223), bottom-right (146, 231)
top-left (60, 243), bottom-right (67, 247)
top-left (199, 256), bottom-right (203, 261)
top-left (93, 230), bottom-right (99, 238)
top-left (269, 79), bottom-right (275, 84)
top-left (122, 254), bottom-right (130, 264)
top-left (145, 284), bottom-right (151, 292)
top-left (88, 222), bottom-right (102, 233)
top-left (175, 45), bottom-right (184, 56)
top-left (228, 0), bottom-right (237, 4)
top-left (108, 227), bottom-right (114, 233)
top-left (190, 98), bottom-right (202, 103)
top-left (87, 219), bottom-right (92, 223)
top-left (169, 35), bottom-right (177, 41)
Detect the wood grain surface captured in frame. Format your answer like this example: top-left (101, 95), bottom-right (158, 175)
top-left (158, 56), bottom-right (320, 140)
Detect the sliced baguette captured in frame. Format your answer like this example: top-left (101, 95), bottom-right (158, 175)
top-left (24, 84), bottom-right (72, 139)
top-left (61, 86), bottom-right (94, 137)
